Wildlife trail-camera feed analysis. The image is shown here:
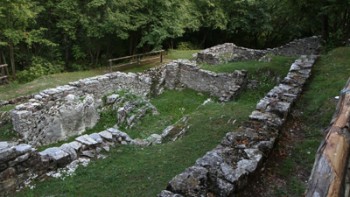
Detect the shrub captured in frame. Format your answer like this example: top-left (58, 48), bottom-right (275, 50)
top-left (17, 57), bottom-right (64, 83)
top-left (176, 42), bottom-right (198, 50)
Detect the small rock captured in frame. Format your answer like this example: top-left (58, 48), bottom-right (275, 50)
top-left (99, 131), bottom-right (113, 141)
top-left (81, 150), bottom-right (95, 158)
top-left (89, 133), bottom-right (103, 144)
top-left (146, 134), bottom-right (162, 145)
top-left (75, 135), bottom-right (98, 146)
top-left (14, 144), bottom-right (32, 155)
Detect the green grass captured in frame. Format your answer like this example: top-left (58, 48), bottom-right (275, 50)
top-left (166, 49), bottom-right (199, 60)
top-left (0, 69), bottom-right (108, 101)
top-left (200, 56), bottom-right (295, 75)
top-left (124, 90), bottom-right (208, 138)
top-left (0, 121), bottom-right (18, 141)
top-left (15, 53), bottom-right (292, 197)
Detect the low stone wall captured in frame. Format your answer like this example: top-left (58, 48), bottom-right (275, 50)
top-left (0, 128), bottom-right (134, 196)
top-left (10, 62), bottom-right (246, 146)
top-left (0, 112), bottom-right (194, 196)
top-left (11, 72), bottom-right (153, 146)
top-left (157, 60), bottom-right (247, 101)
top-left (196, 36), bottom-right (321, 65)
top-left (158, 55), bottom-right (318, 197)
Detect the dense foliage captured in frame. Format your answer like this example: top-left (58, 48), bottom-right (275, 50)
top-left (0, 0), bottom-right (349, 78)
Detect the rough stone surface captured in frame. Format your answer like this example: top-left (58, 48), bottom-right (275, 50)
top-left (39, 147), bottom-right (71, 167)
top-left (11, 71), bottom-right (153, 146)
top-left (196, 36), bottom-right (320, 65)
top-left (167, 166), bottom-right (209, 197)
top-left (75, 135), bottom-right (99, 146)
top-left (155, 60), bottom-right (247, 101)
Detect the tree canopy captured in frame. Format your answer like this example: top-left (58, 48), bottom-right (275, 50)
top-left (0, 0), bottom-right (349, 78)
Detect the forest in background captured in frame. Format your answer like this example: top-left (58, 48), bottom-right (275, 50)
top-left (0, 0), bottom-right (349, 81)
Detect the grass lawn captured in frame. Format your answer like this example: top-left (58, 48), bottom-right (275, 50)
top-left (14, 54), bottom-right (294, 197)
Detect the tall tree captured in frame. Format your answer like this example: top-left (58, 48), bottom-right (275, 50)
top-left (0, 0), bottom-right (41, 78)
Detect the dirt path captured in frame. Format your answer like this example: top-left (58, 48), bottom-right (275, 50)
top-left (237, 109), bottom-right (312, 197)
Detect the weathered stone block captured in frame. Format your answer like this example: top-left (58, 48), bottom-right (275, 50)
top-left (167, 166), bottom-right (209, 196)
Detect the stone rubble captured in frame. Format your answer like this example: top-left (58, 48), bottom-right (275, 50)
top-left (158, 55), bottom-right (318, 197)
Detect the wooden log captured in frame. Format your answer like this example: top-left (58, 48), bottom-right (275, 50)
top-left (306, 78), bottom-right (350, 197)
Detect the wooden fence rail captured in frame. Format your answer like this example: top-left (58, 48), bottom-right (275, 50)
top-left (306, 78), bottom-right (350, 197)
top-left (0, 64), bottom-right (9, 85)
top-left (108, 50), bottom-right (164, 71)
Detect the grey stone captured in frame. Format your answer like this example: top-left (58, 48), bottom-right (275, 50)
top-left (89, 133), bottom-right (103, 144)
top-left (0, 142), bottom-right (9, 150)
top-left (158, 190), bottom-right (184, 197)
top-left (99, 130), bottom-right (113, 141)
top-left (60, 143), bottom-right (78, 161)
top-left (76, 135), bottom-right (98, 146)
top-left (216, 177), bottom-right (235, 196)
top-left (39, 147), bottom-right (71, 167)
top-left (8, 153), bottom-right (30, 166)
top-left (168, 166), bottom-right (209, 197)
top-left (68, 141), bottom-right (83, 151)
top-left (146, 134), bottom-right (162, 144)
top-left (0, 147), bottom-right (16, 163)
top-left (81, 150), bottom-right (95, 158)
top-left (14, 144), bottom-right (32, 155)
top-left (106, 94), bottom-right (119, 104)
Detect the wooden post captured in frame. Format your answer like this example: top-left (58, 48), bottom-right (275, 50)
top-left (160, 51), bottom-right (163, 63)
top-left (109, 60), bottom-right (112, 72)
top-left (305, 78), bottom-right (350, 197)
top-left (0, 64), bottom-right (9, 84)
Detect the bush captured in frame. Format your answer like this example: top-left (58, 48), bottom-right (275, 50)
top-left (176, 42), bottom-right (198, 50)
top-left (17, 57), bottom-right (64, 83)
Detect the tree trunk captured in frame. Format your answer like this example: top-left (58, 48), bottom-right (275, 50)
top-left (306, 78), bottom-right (350, 197)
top-left (322, 14), bottom-right (329, 41)
top-left (9, 43), bottom-right (16, 79)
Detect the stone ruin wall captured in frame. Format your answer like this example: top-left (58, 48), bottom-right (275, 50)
top-left (11, 72), bottom-right (154, 146)
top-left (196, 36), bottom-right (321, 65)
top-left (1, 37), bottom-right (320, 195)
top-left (0, 60), bottom-right (247, 195)
top-left (158, 60), bottom-right (247, 101)
top-left (159, 55), bottom-right (318, 197)
top-left (9, 62), bottom-right (246, 147)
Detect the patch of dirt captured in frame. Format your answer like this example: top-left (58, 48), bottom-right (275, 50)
top-left (237, 109), bottom-right (311, 197)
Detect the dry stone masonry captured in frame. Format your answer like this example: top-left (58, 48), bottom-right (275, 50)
top-left (196, 36), bottom-right (321, 65)
top-left (155, 60), bottom-right (247, 101)
top-left (1, 38), bottom-right (319, 196)
top-left (10, 61), bottom-right (246, 146)
top-left (158, 55), bottom-right (318, 197)
top-left (11, 72), bottom-right (153, 146)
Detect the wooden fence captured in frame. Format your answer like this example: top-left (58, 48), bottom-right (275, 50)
top-left (108, 50), bottom-right (164, 71)
top-left (306, 78), bottom-right (350, 197)
top-left (0, 64), bottom-right (9, 85)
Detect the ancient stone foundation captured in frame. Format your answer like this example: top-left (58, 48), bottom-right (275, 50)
top-left (1, 39), bottom-right (319, 196)
top-left (11, 72), bottom-right (153, 146)
top-left (156, 60), bottom-right (247, 101)
top-left (10, 61), bottom-right (246, 146)
top-left (196, 36), bottom-right (321, 64)
top-left (158, 55), bottom-right (318, 197)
